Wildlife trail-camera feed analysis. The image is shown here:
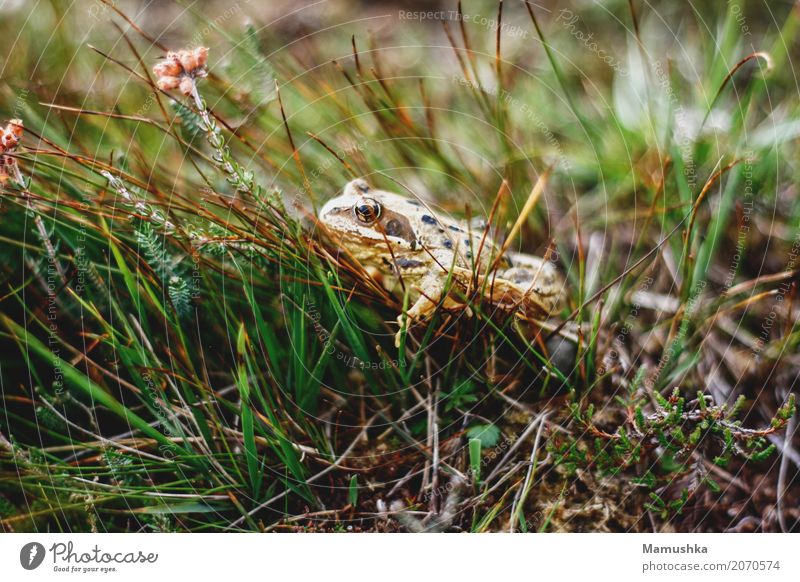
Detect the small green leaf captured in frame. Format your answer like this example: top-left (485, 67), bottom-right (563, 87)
top-left (704, 476), bottom-right (721, 493)
top-left (467, 424), bottom-right (501, 448)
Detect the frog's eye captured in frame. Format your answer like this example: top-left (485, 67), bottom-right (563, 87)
top-left (354, 197), bottom-right (381, 224)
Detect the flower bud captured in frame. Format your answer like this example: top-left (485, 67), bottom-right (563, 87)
top-left (153, 59), bottom-right (182, 78)
top-left (7, 119), bottom-right (23, 139)
top-left (157, 76), bottom-right (181, 91)
top-left (179, 49), bottom-right (199, 73)
top-left (194, 46), bottom-right (208, 68)
top-left (0, 119), bottom-right (23, 152)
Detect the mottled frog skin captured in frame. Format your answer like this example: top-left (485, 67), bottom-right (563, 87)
top-left (319, 179), bottom-right (563, 343)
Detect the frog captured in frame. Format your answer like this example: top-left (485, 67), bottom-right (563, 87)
top-left (318, 178), bottom-right (564, 345)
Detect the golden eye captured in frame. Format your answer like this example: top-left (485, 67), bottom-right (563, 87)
top-left (354, 197), bottom-right (381, 224)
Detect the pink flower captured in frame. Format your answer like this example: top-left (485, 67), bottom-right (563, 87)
top-left (152, 47), bottom-right (209, 96)
top-left (0, 118), bottom-right (23, 184)
top-left (0, 119), bottom-right (23, 153)
top-left (156, 76), bottom-right (181, 91)
top-left (153, 54), bottom-right (182, 78)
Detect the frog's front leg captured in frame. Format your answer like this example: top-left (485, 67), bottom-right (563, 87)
top-left (394, 271), bottom-right (473, 347)
top-left (395, 274), bottom-right (442, 347)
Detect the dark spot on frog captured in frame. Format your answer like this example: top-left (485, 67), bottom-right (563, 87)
top-left (421, 215), bottom-right (438, 225)
top-left (507, 268), bottom-right (534, 284)
top-left (373, 210), bottom-right (418, 248)
top-left (395, 257), bottom-right (424, 269)
top-left (385, 219), bottom-right (403, 237)
top-left (448, 225), bottom-right (463, 233)
top-left (464, 239), bottom-right (471, 247)
top-left (466, 251), bottom-right (473, 259)
top-left (442, 239), bottom-right (453, 249)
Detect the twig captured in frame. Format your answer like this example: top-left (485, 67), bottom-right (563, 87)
top-left (485, 412), bottom-right (546, 483)
top-left (510, 412), bottom-right (548, 532)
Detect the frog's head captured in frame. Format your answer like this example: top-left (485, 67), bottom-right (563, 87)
top-left (319, 179), bottom-right (420, 251)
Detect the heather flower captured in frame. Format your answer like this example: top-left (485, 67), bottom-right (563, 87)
top-left (0, 119), bottom-right (23, 153)
top-left (0, 118), bottom-right (24, 185)
top-left (153, 47), bottom-right (208, 96)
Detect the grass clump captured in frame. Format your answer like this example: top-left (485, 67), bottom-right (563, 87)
top-left (0, 0), bottom-right (798, 533)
